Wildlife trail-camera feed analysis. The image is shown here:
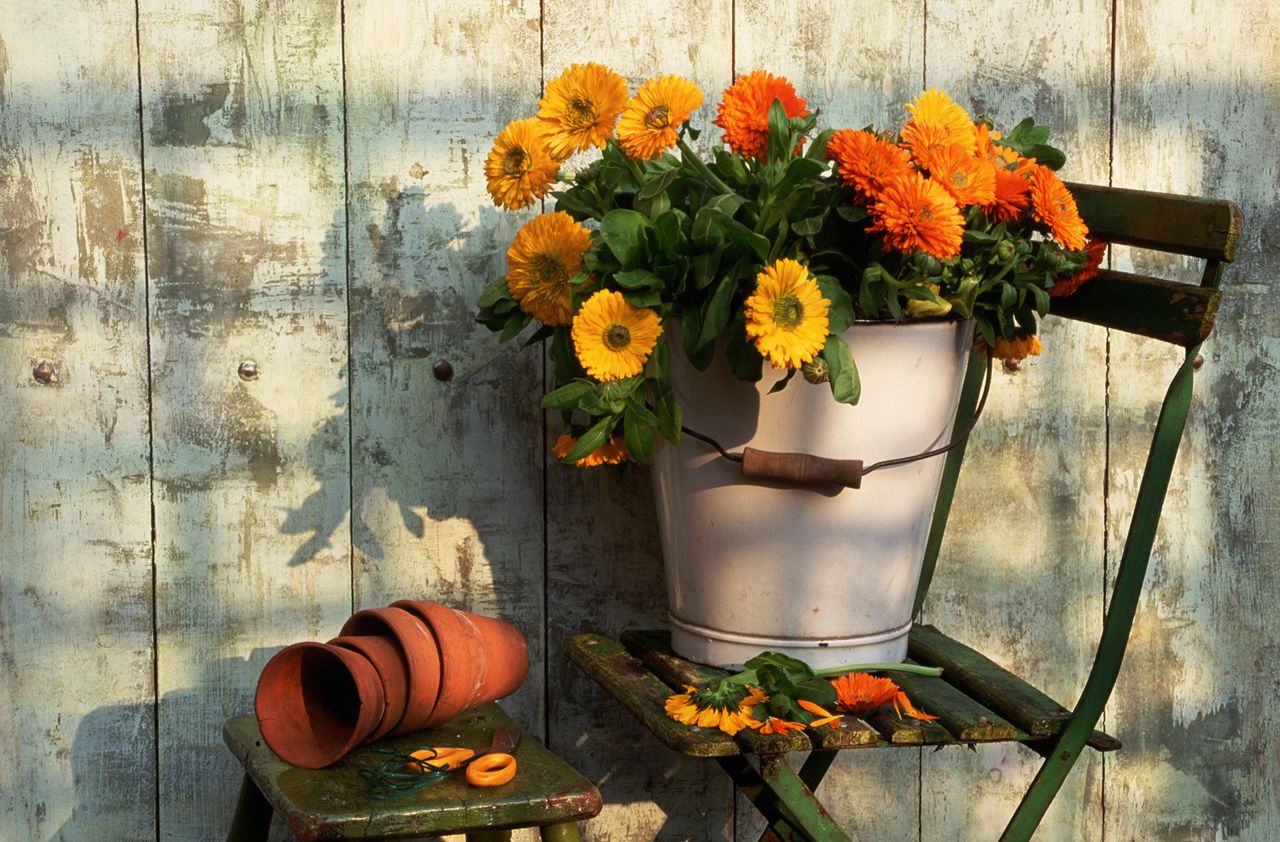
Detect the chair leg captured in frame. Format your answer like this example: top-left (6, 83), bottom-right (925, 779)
top-left (226, 773), bottom-right (273, 842)
top-left (540, 822), bottom-right (583, 842)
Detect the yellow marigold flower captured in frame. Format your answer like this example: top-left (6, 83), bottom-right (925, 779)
top-left (616, 75), bottom-right (704, 160)
top-left (900, 89), bottom-right (977, 160)
top-left (917, 144), bottom-right (997, 208)
top-left (984, 333), bottom-right (1044, 362)
top-left (538, 63), bottom-right (629, 160)
top-left (485, 118), bottom-right (560, 210)
top-left (713, 70), bottom-right (810, 160)
top-left (506, 211), bottom-right (590, 326)
top-left (826, 128), bottom-right (914, 202)
top-left (744, 258), bottom-right (830, 370)
top-left (796, 699), bottom-right (842, 730)
top-left (664, 683), bottom-right (765, 736)
top-left (831, 672), bottom-right (900, 714)
top-left (868, 171), bottom-right (965, 260)
top-left (571, 290), bottom-right (663, 382)
top-left (1030, 166), bottom-right (1089, 251)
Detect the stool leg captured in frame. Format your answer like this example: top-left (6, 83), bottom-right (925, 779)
top-left (227, 773), bottom-right (273, 842)
top-left (540, 822), bottom-right (583, 842)
top-left (465, 831), bottom-right (512, 842)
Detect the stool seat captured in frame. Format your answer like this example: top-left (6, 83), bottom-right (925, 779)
top-left (224, 703), bottom-right (601, 841)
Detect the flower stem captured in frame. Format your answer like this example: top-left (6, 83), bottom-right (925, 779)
top-left (677, 137), bottom-right (734, 195)
top-left (813, 662), bottom-right (943, 678)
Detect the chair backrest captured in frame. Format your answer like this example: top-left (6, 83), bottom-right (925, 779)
top-left (1049, 183), bottom-right (1243, 346)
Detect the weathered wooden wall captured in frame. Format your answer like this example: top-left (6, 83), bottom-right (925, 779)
top-left (1, 1), bottom-right (1276, 839)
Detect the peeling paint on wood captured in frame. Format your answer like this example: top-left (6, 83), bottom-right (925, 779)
top-left (0, 4), bottom-right (154, 840)
top-left (137, 0), bottom-right (352, 838)
top-left (1108, 1), bottom-right (1280, 839)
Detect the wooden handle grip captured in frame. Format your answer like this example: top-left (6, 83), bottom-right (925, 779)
top-left (740, 447), bottom-right (864, 490)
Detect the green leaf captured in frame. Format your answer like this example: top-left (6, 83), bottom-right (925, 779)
top-left (709, 209), bottom-right (771, 262)
top-left (791, 213), bottom-right (826, 237)
top-left (1029, 282), bottom-right (1051, 316)
top-left (805, 128), bottom-right (834, 161)
top-left (815, 274), bottom-right (854, 333)
top-left (613, 269), bottom-right (664, 290)
top-left (541, 380), bottom-right (594, 410)
top-left (766, 98), bottom-right (790, 163)
top-left (656, 391), bottom-right (682, 446)
top-left (691, 243), bottom-right (726, 290)
top-left (773, 156), bottom-right (828, 195)
top-left (637, 166), bottom-right (680, 200)
top-left (600, 209), bottom-right (650, 270)
top-left (622, 289), bottom-right (663, 308)
top-left (698, 275), bottom-right (737, 350)
top-left (836, 203), bottom-right (869, 223)
top-left (522, 324), bottom-right (554, 347)
top-left (623, 404), bottom-right (655, 463)
top-left (1027, 143), bottom-right (1066, 170)
top-left (745, 651), bottom-right (816, 679)
top-left (476, 277), bottom-right (511, 308)
top-left (822, 334), bottom-right (860, 405)
top-left (499, 310), bottom-right (531, 343)
top-left (794, 676), bottom-right (837, 707)
top-left (653, 210), bottom-right (687, 258)
top-left (561, 415), bottom-right (618, 464)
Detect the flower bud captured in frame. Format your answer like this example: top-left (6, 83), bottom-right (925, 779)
top-left (802, 357), bottom-right (830, 384)
top-left (995, 240), bottom-right (1017, 262)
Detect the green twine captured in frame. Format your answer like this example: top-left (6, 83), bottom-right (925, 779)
top-left (358, 747), bottom-right (451, 800)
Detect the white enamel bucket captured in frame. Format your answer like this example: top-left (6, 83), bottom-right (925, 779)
top-left (651, 319), bottom-right (975, 669)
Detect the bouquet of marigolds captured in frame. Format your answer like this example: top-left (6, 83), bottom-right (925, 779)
top-left (476, 66), bottom-right (1105, 466)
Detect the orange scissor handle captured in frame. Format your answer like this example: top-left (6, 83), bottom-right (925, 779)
top-left (405, 746), bottom-right (475, 773)
top-left (465, 752), bottom-right (517, 787)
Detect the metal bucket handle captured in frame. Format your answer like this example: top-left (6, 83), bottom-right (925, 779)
top-left (683, 354), bottom-right (993, 492)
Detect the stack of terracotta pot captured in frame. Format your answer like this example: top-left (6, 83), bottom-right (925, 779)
top-left (254, 599), bottom-right (528, 769)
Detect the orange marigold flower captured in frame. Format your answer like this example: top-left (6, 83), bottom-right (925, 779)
top-left (984, 333), bottom-right (1043, 362)
top-left (901, 89), bottom-right (976, 161)
top-left (826, 128), bottom-right (914, 201)
top-left (868, 172), bottom-right (965, 260)
top-left (759, 716), bottom-right (807, 735)
top-left (553, 433), bottom-right (632, 467)
top-left (917, 144), bottom-right (997, 207)
top-left (505, 211), bottom-right (590, 326)
top-left (538, 63), bottom-right (629, 160)
top-left (983, 164), bottom-right (1034, 222)
top-left (713, 70), bottom-right (810, 160)
top-left (484, 118), bottom-right (560, 210)
top-left (796, 699), bottom-right (843, 729)
top-left (617, 75), bottom-right (703, 160)
top-left (1050, 238), bottom-right (1108, 298)
top-left (831, 672), bottom-right (900, 714)
top-left (893, 691), bottom-right (940, 722)
top-left (1030, 166), bottom-right (1089, 251)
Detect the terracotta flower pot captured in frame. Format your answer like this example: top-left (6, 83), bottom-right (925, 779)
top-left (254, 641), bottom-right (385, 769)
top-left (329, 635), bottom-right (408, 743)
top-left (391, 600), bottom-right (528, 728)
top-left (339, 606), bottom-right (441, 736)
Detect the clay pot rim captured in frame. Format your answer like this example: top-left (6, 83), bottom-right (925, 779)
top-left (340, 606), bottom-right (442, 736)
top-left (328, 634), bottom-right (409, 744)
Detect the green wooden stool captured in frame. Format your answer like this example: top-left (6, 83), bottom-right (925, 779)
top-left (224, 703), bottom-right (601, 841)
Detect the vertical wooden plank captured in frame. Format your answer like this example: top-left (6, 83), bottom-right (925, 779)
top-left (732, 3), bottom-right (924, 838)
top-left (540, 4), bottom-right (737, 838)
top-left (137, 0), bottom-right (351, 836)
top-left (1108, 2), bottom-right (1280, 838)
top-left (0, 3), bottom-right (154, 839)
top-left (920, 3), bottom-right (1112, 839)
top-left (343, 0), bottom-right (546, 734)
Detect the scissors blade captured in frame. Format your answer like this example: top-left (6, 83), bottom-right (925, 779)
top-left (489, 725), bottom-right (522, 755)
